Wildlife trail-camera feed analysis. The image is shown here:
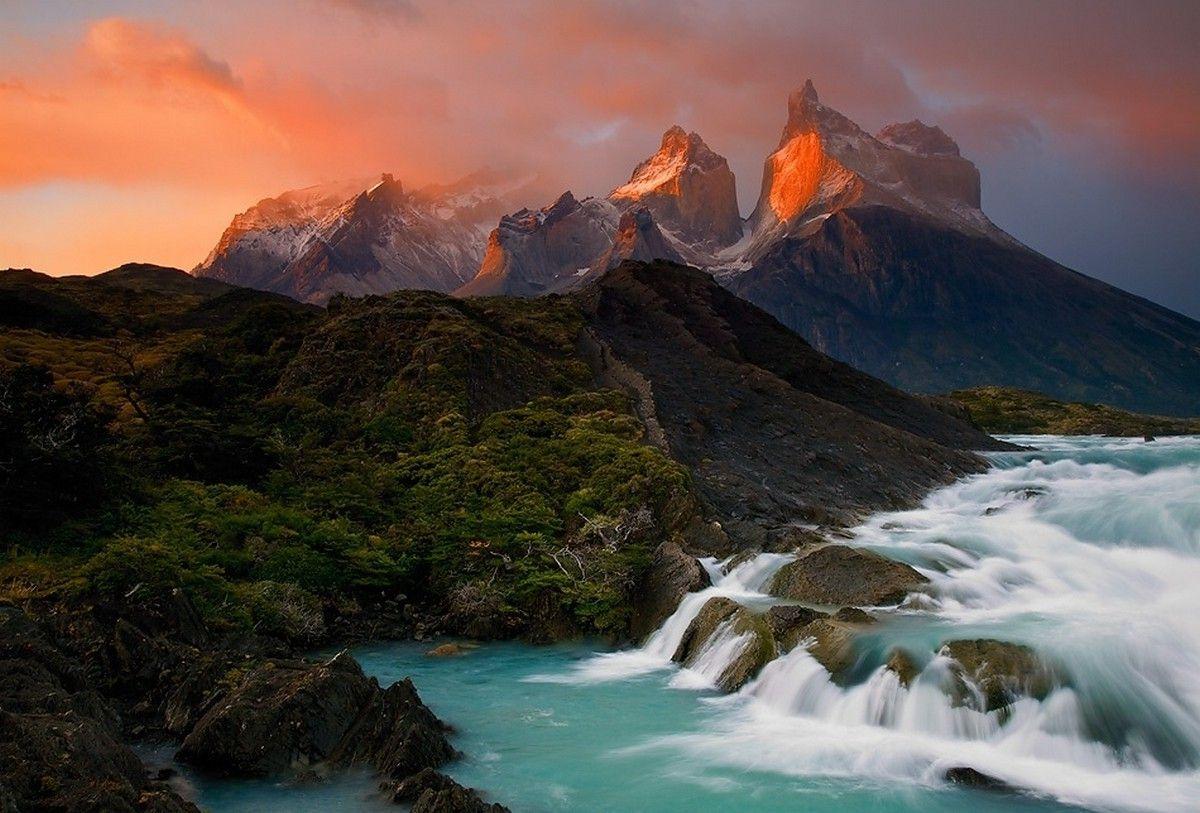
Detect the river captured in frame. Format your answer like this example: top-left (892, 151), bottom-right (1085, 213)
top-left (177, 436), bottom-right (1200, 812)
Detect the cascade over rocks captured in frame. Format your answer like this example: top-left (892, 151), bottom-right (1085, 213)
top-left (630, 539), bottom-right (713, 641)
top-left (768, 545), bottom-right (928, 607)
top-left (940, 639), bottom-right (1059, 712)
top-left (671, 597), bottom-right (776, 692)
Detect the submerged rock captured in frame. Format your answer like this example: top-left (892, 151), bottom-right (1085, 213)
top-left (176, 652), bottom-right (455, 780)
top-left (630, 539), bottom-right (711, 641)
top-left (944, 766), bottom-right (1012, 792)
top-left (425, 643), bottom-right (475, 658)
top-left (769, 545), bottom-right (928, 607)
top-left (672, 597), bottom-right (776, 692)
top-left (940, 639), bottom-right (1058, 711)
top-left (391, 767), bottom-right (511, 812)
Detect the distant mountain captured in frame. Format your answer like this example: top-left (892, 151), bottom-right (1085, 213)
top-left (724, 82), bottom-right (1200, 416)
top-left (193, 82), bottom-right (1200, 415)
top-left (456, 192), bottom-right (618, 297)
top-left (609, 125), bottom-right (742, 248)
top-left (195, 171), bottom-right (536, 304)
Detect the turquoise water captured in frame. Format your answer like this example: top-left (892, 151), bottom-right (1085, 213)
top-left (173, 436), bottom-right (1200, 812)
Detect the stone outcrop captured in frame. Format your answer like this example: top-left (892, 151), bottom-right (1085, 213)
top-left (0, 604), bottom-right (198, 813)
top-left (629, 540), bottom-right (712, 641)
top-left (390, 768), bottom-right (511, 812)
top-left (769, 545), bottom-right (928, 606)
top-left (176, 652), bottom-right (454, 780)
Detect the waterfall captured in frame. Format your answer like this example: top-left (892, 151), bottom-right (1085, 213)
top-left (553, 436), bottom-right (1200, 812)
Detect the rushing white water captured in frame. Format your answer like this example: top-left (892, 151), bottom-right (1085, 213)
top-left (529, 552), bottom-right (792, 685)
top-left (555, 436), bottom-right (1200, 812)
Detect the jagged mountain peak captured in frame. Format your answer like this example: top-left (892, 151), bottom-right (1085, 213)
top-left (592, 207), bottom-right (684, 273)
top-left (610, 125), bottom-right (741, 248)
top-left (747, 82), bottom-right (996, 256)
top-left (876, 120), bottom-right (961, 157)
top-left (195, 168), bottom-right (535, 303)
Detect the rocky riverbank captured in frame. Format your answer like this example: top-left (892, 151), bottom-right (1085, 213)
top-left (0, 592), bottom-right (508, 812)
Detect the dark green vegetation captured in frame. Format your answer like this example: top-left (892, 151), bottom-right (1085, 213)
top-left (948, 386), bottom-right (1200, 436)
top-left (2, 260), bottom-right (998, 649)
top-left (1, 265), bottom-right (695, 644)
top-left (726, 206), bottom-right (1200, 416)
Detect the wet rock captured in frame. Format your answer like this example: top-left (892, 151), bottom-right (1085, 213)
top-left (176, 652), bottom-right (455, 780)
top-left (764, 605), bottom-right (828, 651)
top-left (800, 617), bottom-right (871, 680)
top-left (940, 639), bottom-right (1057, 712)
top-left (769, 545), bottom-right (927, 606)
top-left (944, 766), bottom-right (1012, 791)
top-left (672, 597), bottom-right (776, 692)
top-left (0, 709), bottom-right (199, 812)
top-left (425, 643), bottom-right (475, 658)
top-left (884, 648), bottom-right (921, 687)
top-left (390, 768), bottom-right (511, 812)
top-left (630, 539), bottom-right (711, 641)
top-left (832, 607), bottom-right (875, 624)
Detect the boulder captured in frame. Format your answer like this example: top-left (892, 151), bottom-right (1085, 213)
top-left (800, 617), bottom-right (867, 679)
top-left (671, 597), bottom-right (776, 692)
top-left (769, 545), bottom-right (927, 606)
top-left (940, 639), bottom-right (1057, 711)
top-left (425, 643), bottom-right (475, 658)
top-left (764, 604), bottom-right (828, 651)
top-left (629, 540), bottom-right (711, 640)
top-left (391, 768), bottom-right (511, 812)
top-left (176, 652), bottom-right (454, 780)
top-left (0, 709), bottom-right (198, 813)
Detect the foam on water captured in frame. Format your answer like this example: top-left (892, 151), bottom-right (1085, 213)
top-left (181, 436), bottom-right (1200, 812)
top-left (526, 552), bottom-right (792, 684)
top-left (631, 436), bottom-right (1200, 812)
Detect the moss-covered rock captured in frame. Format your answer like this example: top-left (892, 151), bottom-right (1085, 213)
top-left (769, 545), bottom-right (927, 607)
top-left (940, 639), bottom-right (1058, 711)
top-left (672, 597), bottom-right (777, 692)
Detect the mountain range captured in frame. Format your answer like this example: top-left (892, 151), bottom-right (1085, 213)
top-left (195, 81), bottom-right (1200, 415)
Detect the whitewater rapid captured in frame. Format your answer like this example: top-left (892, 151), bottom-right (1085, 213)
top-left (542, 436), bottom-right (1200, 812)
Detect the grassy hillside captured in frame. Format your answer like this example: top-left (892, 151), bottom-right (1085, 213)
top-left (947, 386), bottom-right (1200, 436)
top-left (0, 267), bottom-right (695, 643)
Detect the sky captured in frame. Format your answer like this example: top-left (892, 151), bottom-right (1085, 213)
top-left (1, 0), bottom-right (1198, 317)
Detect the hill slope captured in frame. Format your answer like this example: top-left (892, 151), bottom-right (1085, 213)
top-left (947, 386), bottom-right (1200, 436)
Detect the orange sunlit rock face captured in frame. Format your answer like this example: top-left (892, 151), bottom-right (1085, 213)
top-left (765, 132), bottom-right (860, 224)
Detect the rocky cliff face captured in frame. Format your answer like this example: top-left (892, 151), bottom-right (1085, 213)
top-left (196, 172), bottom-right (534, 304)
top-left (456, 192), bottom-right (618, 296)
top-left (609, 126), bottom-right (742, 248)
top-left (744, 80), bottom-right (993, 259)
top-left (576, 261), bottom-right (1003, 545)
